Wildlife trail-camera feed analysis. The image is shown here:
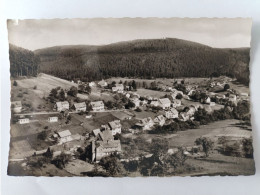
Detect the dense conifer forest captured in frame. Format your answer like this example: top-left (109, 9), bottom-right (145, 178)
top-left (9, 44), bottom-right (40, 77)
top-left (10, 38), bottom-right (250, 85)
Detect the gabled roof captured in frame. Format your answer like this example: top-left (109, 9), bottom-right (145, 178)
top-left (108, 120), bottom-right (121, 130)
top-left (92, 129), bottom-right (101, 137)
top-left (99, 129), bottom-right (114, 141)
top-left (98, 80), bottom-right (107, 85)
top-left (154, 115), bottom-right (165, 122)
top-left (11, 101), bottom-right (22, 108)
top-left (159, 98), bottom-right (171, 105)
top-left (169, 108), bottom-right (178, 115)
top-left (58, 130), bottom-right (71, 138)
top-left (90, 101), bottom-right (104, 107)
top-left (56, 101), bottom-right (69, 108)
top-left (73, 102), bottom-right (86, 108)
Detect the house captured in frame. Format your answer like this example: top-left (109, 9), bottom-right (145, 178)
top-left (48, 116), bottom-right (58, 123)
top-left (108, 120), bottom-right (122, 135)
top-left (165, 108), bottom-right (179, 119)
top-left (73, 102), bottom-right (86, 112)
top-left (172, 99), bottom-right (182, 108)
top-left (229, 94), bottom-right (237, 102)
top-left (135, 117), bottom-right (154, 130)
top-left (11, 101), bottom-right (22, 113)
top-left (98, 79), bottom-right (108, 87)
top-left (85, 114), bottom-right (92, 119)
top-left (179, 112), bottom-right (190, 121)
top-left (201, 96), bottom-right (211, 104)
top-left (57, 130), bottom-right (72, 144)
top-left (90, 101), bottom-right (104, 111)
top-left (89, 82), bottom-right (96, 87)
top-left (153, 115), bottom-right (166, 126)
top-left (150, 100), bottom-right (159, 107)
top-left (92, 129), bottom-right (101, 137)
top-left (158, 98), bottom-right (171, 109)
top-left (125, 93), bottom-right (131, 98)
top-left (92, 129), bottom-right (121, 162)
top-left (18, 118), bottom-right (29, 124)
top-left (130, 98), bottom-right (140, 108)
top-left (186, 106), bottom-right (196, 117)
top-left (112, 84), bottom-right (124, 93)
top-left (55, 101), bottom-right (70, 112)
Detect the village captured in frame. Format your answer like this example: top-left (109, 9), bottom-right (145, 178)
top-left (9, 74), bottom-right (253, 176)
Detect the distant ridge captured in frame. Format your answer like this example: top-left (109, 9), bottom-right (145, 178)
top-left (12, 38), bottom-right (250, 85)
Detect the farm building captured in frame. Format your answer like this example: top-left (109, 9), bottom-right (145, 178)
top-left (92, 129), bottom-right (121, 162)
top-left (48, 116), bottom-right (58, 123)
top-left (108, 120), bottom-right (122, 135)
top-left (55, 101), bottom-right (70, 112)
top-left (98, 80), bottom-right (108, 87)
top-left (90, 101), bottom-right (104, 111)
top-left (73, 102), bottom-right (87, 112)
top-left (135, 117), bottom-right (154, 130)
top-left (11, 101), bottom-right (22, 113)
top-left (165, 108), bottom-right (179, 119)
top-left (18, 118), bottom-right (29, 124)
top-left (57, 130), bottom-right (72, 144)
top-left (153, 115), bottom-right (166, 126)
top-left (159, 98), bottom-right (171, 109)
top-left (112, 84), bottom-right (124, 93)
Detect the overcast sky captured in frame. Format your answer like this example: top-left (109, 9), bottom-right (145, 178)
top-left (7, 18), bottom-right (252, 51)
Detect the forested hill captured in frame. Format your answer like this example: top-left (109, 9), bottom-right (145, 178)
top-left (9, 44), bottom-right (40, 77)
top-left (35, 38), bottom-right (250, 85)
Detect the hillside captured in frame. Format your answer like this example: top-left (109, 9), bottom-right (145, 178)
top-left (9, 44), bottom-right (40, 77)
top-left (34, 38), bottom-right (250, 85)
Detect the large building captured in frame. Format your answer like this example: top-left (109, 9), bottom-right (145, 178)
top-left (57, 130), bottom-right (72, 144)
top-left (18, 118), bottom-right (29, 124)
top-left (91, 129), bottom-right (121, 162)
top-left (90, 101), bottom-right (105, 112)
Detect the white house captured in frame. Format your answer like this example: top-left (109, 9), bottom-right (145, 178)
top-left (201, 96), bottom-right (211, 104)
top-left (112, 84), bottom-right (124, 93)
top-left (130, 98), bottom-right (140, 108)
top-left (57, 130), bottom-right (72, 144)
top-left (55, 101), bottom-right (70, 112)
top-left (153, 115), bottom-right (166, 126)
top-left (172, 99), bottom-right (182, 108)
top-left (150, 100), bottom-right (159, 107)
top-left (108, 120), bottom-right (122, 135)
top-left (179, 112), bottom-right (190, 121)
top-left (159, 98), bottom-right (171, 109)
top-left (98, 80), bottom-right (108, 87)
top-left (11, 101), bottom-right (22, 113)
top-left (165, 108), bottom-right (179, 119)
top-left (73, 102), bottom-right (87, 112)
top-left (48, 116), bottom-right (58, 123)
top-left (229, 94), bottom-right (237, 102)
top-left (18, 118), bottom-right (29, 124)
top-left (90, 101), bottom-right (105, 111)
top-left (89, 82), bottom-right (96, 87)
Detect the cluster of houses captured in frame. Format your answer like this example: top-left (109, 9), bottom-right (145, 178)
top-left (134, 104), bottom-right (199, 131)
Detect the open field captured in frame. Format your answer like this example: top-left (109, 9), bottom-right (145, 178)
top-left (15, 73), bottom-right (77, 98)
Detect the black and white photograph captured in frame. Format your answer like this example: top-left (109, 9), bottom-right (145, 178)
top-left (7, 18), bottom-right (255, 177)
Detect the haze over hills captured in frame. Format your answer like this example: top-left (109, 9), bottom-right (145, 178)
top-left (10, 38), bottom-right (250, 85)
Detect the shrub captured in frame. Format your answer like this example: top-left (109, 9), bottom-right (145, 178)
top-left (13, 80), bottom-right (18, 86)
